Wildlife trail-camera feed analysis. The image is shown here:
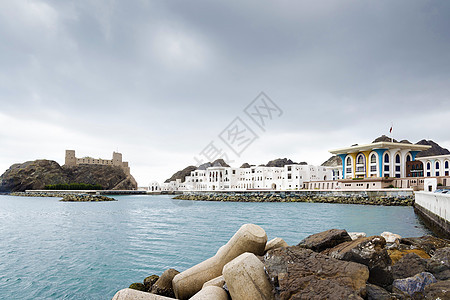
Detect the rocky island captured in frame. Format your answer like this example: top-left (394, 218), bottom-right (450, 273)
top-left (10, 191), bottom-right (116, 202)
top-left (0, 159), bottom-right (137, 193)
top-left (114, 224), bottom-right (450, 300)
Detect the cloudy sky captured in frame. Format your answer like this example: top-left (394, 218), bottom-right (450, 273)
top-left (1, 0), bottom-right (449, 185)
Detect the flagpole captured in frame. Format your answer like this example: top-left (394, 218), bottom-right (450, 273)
top-left (390, 123), bottom-right (393, 143)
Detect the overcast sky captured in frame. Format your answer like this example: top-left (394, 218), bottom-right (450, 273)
top-left (1, 0), bottom-right (449, 185)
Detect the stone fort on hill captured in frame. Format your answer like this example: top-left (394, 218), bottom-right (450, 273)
top-left (64, 150), bottom-right (130, 175)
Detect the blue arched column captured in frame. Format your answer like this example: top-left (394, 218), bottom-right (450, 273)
top-left (373, 149), bottom-right (387, 177)
top-left (338, 154), bottom-right (347, 179)
top-left (410, 151), bottom-right (420, 161)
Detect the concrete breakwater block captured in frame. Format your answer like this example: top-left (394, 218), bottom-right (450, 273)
top-left (264, 237), bottom-right (288, 253)
top-left (112, 288), bottom-right (175, 300)
top-left (223, 252), bottom-right (274, 300)
top-left (189, 286), bottom-right (229, 300)
top-left (202, 275), bottom-right (225, 288)
top-left (172, 224), bottom-right (267, 300)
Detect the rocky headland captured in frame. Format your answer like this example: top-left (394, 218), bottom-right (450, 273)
top-left (0, 159), bottom-right (137, 192)
top-left (173, 190), bottom-right (415, 206)
top-left (114, 224), bottom-right (450, 299)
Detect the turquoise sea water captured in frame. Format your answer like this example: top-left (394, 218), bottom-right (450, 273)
top-left (0, 194), bottom-right (432, 299)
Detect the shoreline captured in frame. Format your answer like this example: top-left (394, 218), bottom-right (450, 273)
top-left (173, 190), bottom-right (415, 206)
top-left (114, 224), bottom-right (450, 299)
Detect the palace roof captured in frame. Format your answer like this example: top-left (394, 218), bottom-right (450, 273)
top-left (329, 141), bottom-right (431, 155)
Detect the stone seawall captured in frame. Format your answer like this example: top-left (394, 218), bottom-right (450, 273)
top-left (173, 190), bottom-right (415, 206)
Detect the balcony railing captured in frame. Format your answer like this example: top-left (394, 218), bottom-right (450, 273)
top-left (356, 167), bottom-right (365, 172)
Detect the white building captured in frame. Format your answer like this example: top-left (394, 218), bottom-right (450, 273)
top-left (148, 181), bottom-right (161, 192)
top-left (416, 154), bottom-right (450, 178)
top-left (179, 163), bottom-right (333, 191)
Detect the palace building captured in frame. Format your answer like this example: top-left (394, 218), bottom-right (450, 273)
top-left (329, 141), bottom-right (431, 179)
top-left (416, 154), bottom-right (450, 178)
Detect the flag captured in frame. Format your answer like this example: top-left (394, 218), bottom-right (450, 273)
top-left (389, 126), bottom-right (392, 133)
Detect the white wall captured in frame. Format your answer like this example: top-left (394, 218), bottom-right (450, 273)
top-left (415, 191), bottom-right (450, 222)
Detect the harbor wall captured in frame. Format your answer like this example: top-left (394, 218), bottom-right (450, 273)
top-left (174, 189), bottom-right (415, 206)
top-left (414, 191), bottom-right (450, 238)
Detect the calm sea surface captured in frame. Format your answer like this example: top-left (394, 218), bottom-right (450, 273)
top-left (0, 194), bottom-right (432, 299)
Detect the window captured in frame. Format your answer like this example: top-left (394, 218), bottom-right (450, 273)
top-left (357, 154), bottom-right (364, 164)
top-left (406, 155), bottom-right (411, 162)
top-left (287, 166), bottom-right (291, 171)
top-left (436, 162), bottom-right (440, 170)
top-left (370, 154), bottom-right (376, 164)
top-left (445, 161), bottom-right (449, 169)
top-left (346, 157), bottom-right (352, 166)
top-left (384, 154), bottom-right (389, 163)
top-left (427, 162), bottom-right (431, 170)
top-left (395, 154), bottom-right (400, 164)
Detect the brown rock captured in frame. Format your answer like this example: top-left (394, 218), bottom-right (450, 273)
top-left (400, 236), bottom-right (450, 256)
top-left (427, 247), bottom-right (450, 280)
top-left (388, 249), bottom-right (430, 265)
top-left (263, 246), bottom-right (369, 299)
top-left (392, 253), bottom-right (427, 280)
top-left (151, 269), bottom-right (179, 297)
top-left (365, 283), bottom-right (400, 300)
top-left (144, 275), bottom-right (160, 292)
top-left (412, 279), bottom-right (450, 299)
top-left (297, 229), bottom-right (352, 252)
top-left (327, 236), bottom-right (393, 288)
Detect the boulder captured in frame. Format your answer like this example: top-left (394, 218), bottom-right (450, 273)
top-left (388, 249), bottom-right (430, 264)
top-left (400, 236), bottom-right (450, 255)
top-left (112, 288), bottom-right (175, 300)
top-left (392, 272), bottom-right (437, 296)
top-left (327, 236), bottom-right (393, 288)
top-left (190, 286), bottom-right (229, 300)
top-left (172, 224), bottom-right (268, 300)
top-left (412, 279), bottom-right (450, 299)
top-left (265, 238), bottom-right (288, 253)
top-left (129, 283), bottom-right (146, 292)
top-left (392, 253), bottom-right (427, 280)
top-left (427, 247), bottom-right (450, 280)
top-left (202, 276), bottom-right (225, 289)
top-left (263, 246), bottom-right (369, 299)
top-left (381, 232), bottom-right (402, 244)
top-left (365, 283), bottom-right (399, 300)
top-left (348, 232), bottom-right (366, 240)
top-left (143, 275), bottom-right (159, 292)
top-left (150, 269), bottom-right (179, 298)
top-left (223, 252), bottom-right (274, 300)
top-left (297, 229), bottom-right (352, 252)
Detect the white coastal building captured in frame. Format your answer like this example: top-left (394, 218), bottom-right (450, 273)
top-left (416, 154), bottom-right (450, 178)
top-left (179, 163), bottom-right (333, 191)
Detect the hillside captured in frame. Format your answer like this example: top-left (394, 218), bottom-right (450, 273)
top-left (321, 155), bottom-right (342, 167)
top-left (415, 139), bottom-right (450, 157)
top-left (165, 159), bottom-right (231, 183)
top-left (0, 160), bottom-right (137, 192)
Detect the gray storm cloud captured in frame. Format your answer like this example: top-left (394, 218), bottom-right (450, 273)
top-left (0, 0), bottom-right (449, 184)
